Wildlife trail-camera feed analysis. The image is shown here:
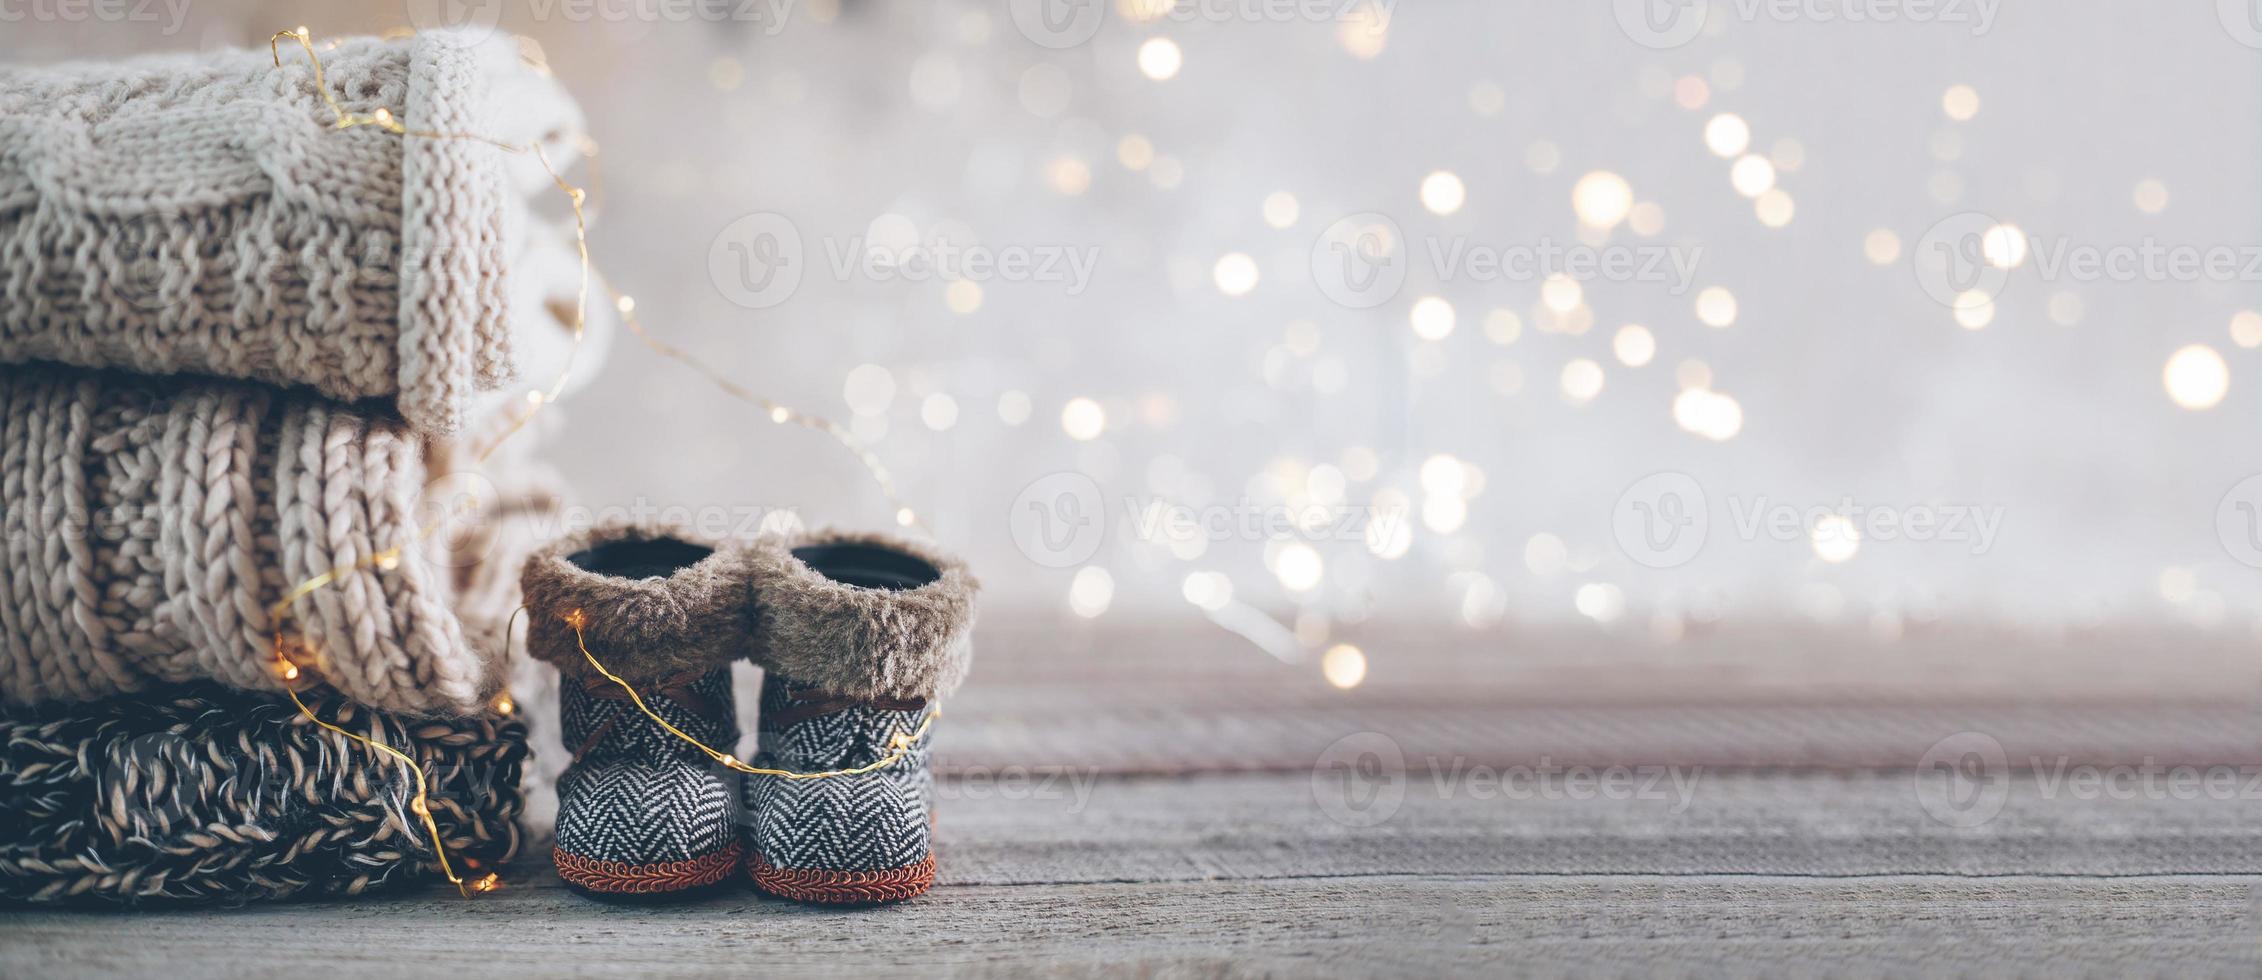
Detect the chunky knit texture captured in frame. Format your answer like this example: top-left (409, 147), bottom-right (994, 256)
top-left (0, 30), bottom-right (584, 436)
top-left (0, 683), bottom-right (526, 906)
top-left (0, 365), bottom-right (525, 714)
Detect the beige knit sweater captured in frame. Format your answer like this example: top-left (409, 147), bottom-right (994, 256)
top-left (0, 30), bottom-right (583, 437)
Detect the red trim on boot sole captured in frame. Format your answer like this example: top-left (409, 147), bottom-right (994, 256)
top-left (749, 852), bottom-right (936, 904)
top-left (555, 840), bottom-right (743, 895)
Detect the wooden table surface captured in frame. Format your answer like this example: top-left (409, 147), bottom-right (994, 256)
top-left (8, 621), bottom-right (2262, 976)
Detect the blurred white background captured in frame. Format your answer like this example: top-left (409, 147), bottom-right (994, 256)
top-left (9, 0), bottom-right (2261, 658)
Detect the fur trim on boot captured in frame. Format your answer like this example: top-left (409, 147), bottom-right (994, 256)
top-left (521, 521), bottom-right (755, 686)
top-left (742, 529), bottom-right (978, 701)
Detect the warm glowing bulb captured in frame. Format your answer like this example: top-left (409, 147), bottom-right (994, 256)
top-left (1321, 644), bottom-right (1367, 689)
top-left (1612, 324), bottom-right (1656, 367)
top-left (1137, 37), bottom-right (1182, 80)
top-left (2164, 345), bottom-right (2230, 410)
top-left (1754, 189), bottom-right (1794, 227)
top-left (1273, 542), bottom-right (1324, 591)
top-left (1409, 296), bottom-right (1456, 339)
top-left (1213, 252), bottom-right (1259, 296)
top-left (1262, 191), bottom-right (1299, 228)
top-left (1560, 358), bottom-right (1605, 403)
top-left (1811, 515), bottom-right (1861, 563)
top-left (1572, 171), bottom-right (1634, 228)
top-left (1941, 84), bottom-right (1980, 121)
top-left (1062, 397), bottom-right (1107, 440)
top-left (1069, 566), bottom-right (1115, 618)
top-left (1982, 224), bottom-right (2027, 268)
top-left (1695, 287), bottom-right (1737, 328)
top-left (1703, 113), bottom-right (1750, 157)
top-left (2134, 178), bottom-right (2169, 215)
top-left (1419, 171), bottom-right (1466, 215)
top-left (1952, 290), bottom-right (1994, 329)
top-left (1863, 229), bottom-right (1902, 265)
top-left (1541, 274), bottom-right (1583, 314)
top-left (1729, 155), bottom-right (1776, 197)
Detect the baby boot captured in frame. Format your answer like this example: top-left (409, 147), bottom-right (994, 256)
top-left (521, 521), bottom-right (753, 897)
top-left (739, 529), bottom-right (977, 904)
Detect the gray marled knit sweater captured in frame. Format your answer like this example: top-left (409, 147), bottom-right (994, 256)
top-left (0, 30), bottom-right (583, 436)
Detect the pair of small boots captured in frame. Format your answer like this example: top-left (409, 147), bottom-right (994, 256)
top-left (520, 522), bottom-right (975, 903)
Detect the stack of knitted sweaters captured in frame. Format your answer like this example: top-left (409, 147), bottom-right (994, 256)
top-left (0, 30), bottom-right (604, 904)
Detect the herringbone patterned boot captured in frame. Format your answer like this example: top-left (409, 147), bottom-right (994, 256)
top-left (521, 521), bottom-right (754, 898)
top-left (739, 529), bottom-right (977, 904)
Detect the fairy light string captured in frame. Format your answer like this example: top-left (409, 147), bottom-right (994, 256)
top-left (566, 608), bottom-right (938, 779)
top-left (265, 25), bottom-right (590, 898)
top-left (608, 283), bottom-right (927, 534)
top-left (260, 27), bottom-right (937, 894)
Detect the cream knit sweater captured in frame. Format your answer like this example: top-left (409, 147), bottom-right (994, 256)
top-left (0, 358), bottom-right (598, 715)
top-left (0, 30), bottom-right (583, 437)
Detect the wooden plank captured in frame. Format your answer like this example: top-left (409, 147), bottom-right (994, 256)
top-left (10, 769), bottom-right (2262, 979)
top-left (6, 874), bottom-right (2257, 978)
top-left (968, 619), bottom-right (2262, 706)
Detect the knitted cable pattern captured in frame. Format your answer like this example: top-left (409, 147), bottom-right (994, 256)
top-left (0, 30), bottom-right (584, 436)
top-left (0, 365), bottom-right (516, 714)
top-left (0, 683), bottom-right (525, 906)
